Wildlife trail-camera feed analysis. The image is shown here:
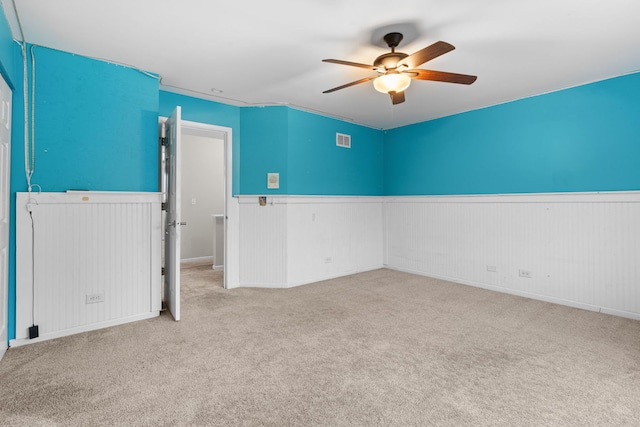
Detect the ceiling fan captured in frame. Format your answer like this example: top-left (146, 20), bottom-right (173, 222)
top-left (322, 32), bottom-right (477, 105)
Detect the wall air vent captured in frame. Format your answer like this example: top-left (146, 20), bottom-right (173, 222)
top-left (336, 133), bottom-right (351, 148)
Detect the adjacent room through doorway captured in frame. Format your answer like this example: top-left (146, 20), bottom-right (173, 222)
top-left (180, 133), bottom-right (225, 269)
top-left (159, 112), bottom-right (235, 323)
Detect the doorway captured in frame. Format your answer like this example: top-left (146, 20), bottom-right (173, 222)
top-left (159, 114), bottom-right (237, 299)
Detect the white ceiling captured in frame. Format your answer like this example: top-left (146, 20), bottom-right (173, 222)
top-left (2, 0), bottom-right (640, 129)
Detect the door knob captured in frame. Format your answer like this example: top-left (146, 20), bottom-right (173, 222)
top-left (168, 221), bottom-right (187, 227)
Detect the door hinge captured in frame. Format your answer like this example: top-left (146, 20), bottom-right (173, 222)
top-left (161, 202), bottom-right (167, 211)
top-left (160, 137), bottom-right (167, 146)
top-left (162, 267), bottom-right (165, 275)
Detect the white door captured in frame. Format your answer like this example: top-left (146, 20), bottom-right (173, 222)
top-left (0, 74), bottom-right (11, 360)
top-left (163, 106), bottom-right (182, 321)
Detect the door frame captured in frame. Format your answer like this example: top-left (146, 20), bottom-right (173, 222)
top-left (0, 73), bottom-right (10, 360)
top-left (162, 106), bottom-right (182, 320)
top-left (159, 116), bottom-right (237, 289)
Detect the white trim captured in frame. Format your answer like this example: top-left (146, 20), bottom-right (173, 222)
top-left (238, 195), bottom-right (385, 204)
top-left (237, 192), bottom-right (640, 204)
top-left (237, 282), bottom-right (286, 289)
top-left (385, 266), bottom-right (640, 321)
top-left (181, 256), bottom-right (213, 263)
top-left (9, 312), bottom-right (160, 347)
top-left (58, 191), bottom-right (163, 202)
top-left (287, 265), bottom-right (382, 288)
top-left (384, 191), bottom-right (640, 204)
top-left (0, 73), bottom-right (10, 359)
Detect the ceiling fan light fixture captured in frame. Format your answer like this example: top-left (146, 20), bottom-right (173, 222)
top-left (322, 33), bottom-right (476, 106)
top-left (373, 72), bottom-right (411, 94)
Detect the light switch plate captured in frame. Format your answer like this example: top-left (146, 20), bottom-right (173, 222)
top-left (267, 173), bottom-right (279, 189)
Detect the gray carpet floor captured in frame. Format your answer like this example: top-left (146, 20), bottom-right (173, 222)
top-left (0, 265), bottom-right (639, 426)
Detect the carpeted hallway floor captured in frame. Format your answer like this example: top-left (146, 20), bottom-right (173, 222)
top-left (0, 265), bottom-right (639, 426)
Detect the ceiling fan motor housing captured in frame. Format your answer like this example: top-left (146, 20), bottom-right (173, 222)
top-left (374, 32), bottom-right (408, 70)
top-left (374, 52), bottom-right (408, 70)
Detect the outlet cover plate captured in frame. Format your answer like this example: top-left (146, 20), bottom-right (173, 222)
top-left (86, 293), bottom-right (104, 304)
top-left (519, 269), bottom-right (532, 278)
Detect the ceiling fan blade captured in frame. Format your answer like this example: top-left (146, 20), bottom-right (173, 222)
top-left (322, 76), bottom-right (376, 93)
top-left (322, 59), bottom-right (377, 70)
top-left (398, 41), bottom-right (455, 69)
top-left (390, 91), bottom-right (405, 105)
top-left (409, 69), bottom-right (477, 85)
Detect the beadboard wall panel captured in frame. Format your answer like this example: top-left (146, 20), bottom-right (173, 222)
top-left (238, 199), bottom-right (287, 287)
top-left (384, 193), bottom-right (640, 319)
top-left (286, 197), bottom-right (383, 286)
top-left (13, 192), bottom-right (162, 346)
top-left (238, 196), bottom-right (384, 288)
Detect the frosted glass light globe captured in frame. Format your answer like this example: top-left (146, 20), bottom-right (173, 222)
top-left (373, 72), bottom-right (411, 93)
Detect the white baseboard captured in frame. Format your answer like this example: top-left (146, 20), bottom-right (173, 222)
top-left (9, 312), bottom-right (160, 347)
top-left (286, 265), bottom-right (384, 288)
top-left (181, 256), bottom-right (214, 263)
top-left (386, 265), bottom-right (640, 321)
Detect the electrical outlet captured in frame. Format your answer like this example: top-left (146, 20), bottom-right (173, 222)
top-left (487, 265), bottom-right (497, 272)
top-left (519, 269), bottom-right (532, 278)
top-left (86, 293), bottom-right (104, 304)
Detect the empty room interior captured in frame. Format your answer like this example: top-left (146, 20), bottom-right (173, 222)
top-left (0, 1), bottom-right (639, 425)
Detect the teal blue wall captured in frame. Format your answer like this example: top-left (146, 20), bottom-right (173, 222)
top-left (240, 107), bottom-right (384, 195)
top-left (288, 109), bottom-right (383, 195)
top-left (29, 47), bottom-right (159, 191)
top-left (240, 106), bottom-right (289, 194)
top-left (384, 72), bottom-right (640, 195)
top-left (158, 91), bottom-right (241, 195)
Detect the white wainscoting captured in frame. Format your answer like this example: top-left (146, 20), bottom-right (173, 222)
top-left (12, 191), bottom-right (162, 346)
top-left (384, 192), bottom-right (640, 319)
top-left (238, 196), bottom-right (384, 288)
top-left (239, 198), bottom-right (288, 286)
